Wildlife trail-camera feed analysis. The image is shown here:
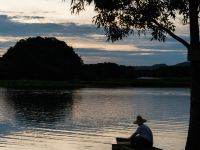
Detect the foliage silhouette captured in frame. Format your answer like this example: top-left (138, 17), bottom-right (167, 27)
top-left (0, 37), bottom-right (83, 80)
top-left (83, 62), bottom-right (136, 80)
top-left (70, 0), bottom-right (200, 149)
top-left (0, 36), bottom-right (190, 81)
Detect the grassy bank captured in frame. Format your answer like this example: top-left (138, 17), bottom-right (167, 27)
top-left (0, 78), bottom-right (191, 89)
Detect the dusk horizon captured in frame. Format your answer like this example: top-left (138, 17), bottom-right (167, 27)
top-left (0, 1), bottom-right (196, 150)
top-left (0, 0), bottom-right (188, 66)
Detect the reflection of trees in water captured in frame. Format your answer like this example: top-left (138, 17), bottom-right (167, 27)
top-left (5, 89), bottom-right (75, 127)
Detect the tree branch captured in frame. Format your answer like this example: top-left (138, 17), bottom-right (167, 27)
top-left (134, 0), bottom-right (190, 48)
top-left (152, 20), bottom-right (190, 48)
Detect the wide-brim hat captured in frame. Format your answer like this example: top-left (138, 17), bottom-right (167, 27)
top-left (133, 115), bottom-right (147, 124)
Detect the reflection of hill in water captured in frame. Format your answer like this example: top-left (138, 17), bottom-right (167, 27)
top-left (5, 89), bottom-right (75, 126)
top-left (0, 88), bottom-right (190, 150)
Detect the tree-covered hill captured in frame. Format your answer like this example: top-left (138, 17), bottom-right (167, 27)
top-left (0, 36), bottom-right (190, 81)
top-left (0, 37), bottom-right (83, 80)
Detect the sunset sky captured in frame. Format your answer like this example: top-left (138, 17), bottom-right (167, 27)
top-left (0, 0), bottom-right (189, 66)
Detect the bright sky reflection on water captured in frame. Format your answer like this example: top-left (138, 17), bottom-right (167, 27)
top-left (0, 87), bottom-right (190, 150)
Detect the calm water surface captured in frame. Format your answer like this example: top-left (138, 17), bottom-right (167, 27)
top-left (0, 87), bottom-right (190, 150)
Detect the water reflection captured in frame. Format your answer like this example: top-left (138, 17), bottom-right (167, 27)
top-left (5, 89), bottom-right (74, 126)
top-left (0, 87), bottom-right (190, 150)
top-left (0, 88), bottom-right (81, 150)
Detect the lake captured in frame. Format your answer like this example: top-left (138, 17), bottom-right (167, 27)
top-left (0, 87), bottom-right (190, 150)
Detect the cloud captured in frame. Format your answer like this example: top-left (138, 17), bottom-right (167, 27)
top-left (0, 14), bottom-right (188, 65)
top-left (9, 15), bottom-right (45, 23)
top-left (74, 48), bottom-right (187, 65)
top-left (10, 16), bottom-right (45, 19)
top-left (0, 15), bottom-right (100, 36)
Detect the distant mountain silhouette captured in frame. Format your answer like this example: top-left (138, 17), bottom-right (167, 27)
top-left (152, 63), bottom-right (168, 69)
top-left (135, 62), bottom-right (190, 78)
top-left (0, 37), bottom-right (83, 80)
top-left (174, 61), bottom-right (190, 67)
top-left (135, 62), bottom-right (190, 70)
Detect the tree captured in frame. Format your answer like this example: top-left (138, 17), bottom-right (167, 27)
top-left (0, 37), bottom-right (83, 80)
top-left (70, 0), bottom-right (200, 149)
top-left (83, 62), bottom-right (136, 80)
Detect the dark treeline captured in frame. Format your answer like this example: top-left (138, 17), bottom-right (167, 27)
top-left (85, 62), bottom-right (191, 80)
top-left (0, 37), bottom-right (190, 81)
top-left (82, 63), bottom-right (136, 80)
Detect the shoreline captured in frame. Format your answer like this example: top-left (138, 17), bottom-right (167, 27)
top-left (0, 78), bottom-right (191, 89)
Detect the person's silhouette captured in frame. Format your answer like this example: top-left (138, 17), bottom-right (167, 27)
top-left (129, 116), bottom-right (153, 150)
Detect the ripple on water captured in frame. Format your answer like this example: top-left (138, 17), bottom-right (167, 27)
top-left (0, 87), bottom-right (189, 150)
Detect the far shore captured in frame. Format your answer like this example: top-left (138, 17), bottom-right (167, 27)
top-left (0, 78), bottom-right (191, 89)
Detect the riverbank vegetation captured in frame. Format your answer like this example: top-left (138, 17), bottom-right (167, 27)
top-left (0, 78), bottom-right (190, 89)
top-left (0, 37), bottom-right (190, 88)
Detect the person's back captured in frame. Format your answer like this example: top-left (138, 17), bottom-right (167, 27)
top-left (135, 124), bottom-right (153, 146)
top-left (130, 116), bottom-right (153, 150)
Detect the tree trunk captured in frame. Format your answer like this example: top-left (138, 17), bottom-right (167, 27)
top-left (185, 61), bottom-right (200, 150)
top-left (186, 1), bottom-right (200, 148)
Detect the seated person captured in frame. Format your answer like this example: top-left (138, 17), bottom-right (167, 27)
top-left (129, 115), bottom-right (153, 150)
